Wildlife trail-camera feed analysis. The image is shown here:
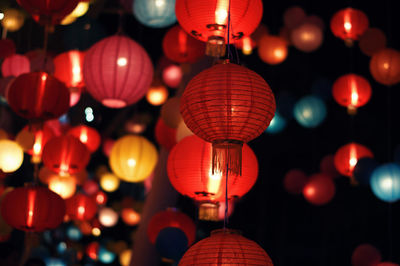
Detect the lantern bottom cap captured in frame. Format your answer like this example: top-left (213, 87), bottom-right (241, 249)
top-left (102, 98), bottom-right (127, 108)
top-left (206, 36), bottom-right (226, 57)
top-left (198, 202), bottom-right (219, 221)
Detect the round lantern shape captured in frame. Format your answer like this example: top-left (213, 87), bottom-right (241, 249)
top-left (99, 172), bottom-right (120, 192)
top-left (258, 35), bottom-right (288, 65)
top-left (179, 229), bottom-right (273, 265)
top-left (67, 125), bottom-right (101, 153)
top-left (351, 243), bottom-right (381, 266)
top-left (162, 64), bottom-right (183, 88)
top-left (83, 35), bottom-right (153, 108)
top-left (42, 135), bottom-right (91, 175)
top-left (0, 139), bottom-right (24, 173)
top-left (1, 54), bottom-right (30, 77)
top-left (1, 9), bottom-right (25, 32)
top-left (334, 142), bottom-right (373, 178)
top-left (121, 208), bottom-right (140, 226)
top-left (283, 6), bottom-right (306, 29)
top-left (332, 74), bottom-right (372, 113)
top-left (109, 135), bottom-right (158, 183)
top-left (291, 23), bottom-right (323, 52)
top-left (293, 95), bottom-right (326, 128)
top-left (283, 169), bottom-right (308, 195)
top-left (359, 28), bottom-right (387, 57)
top-left (369, 48), bottom-right (400, 86)
top-left (265, 111), bottom-right (287, 134)
top-left (370, 163), bottom-right (400, 203)
top-left (155, 118), bottom-right (177, 150)
top-left (7, 72), bottom-right (70, 121)
top-left (303, 173), bottom-right (336, 205)
top-left (133, 0), bottom-right (176, 28)
top-left (48, 175), bottom-right (77, 199)
top-left (53, 50), bottom-right (85, 89)
top-left (98, 207), bottom-right (118, 227)
top-left (146, 85), bottom-right (168, 106)
top-left (65, 193), bottom-right (98, 221)
top-left (23, 123), bottom-right (55, 163)
top-left (180, 62), bottom-right (275, 177)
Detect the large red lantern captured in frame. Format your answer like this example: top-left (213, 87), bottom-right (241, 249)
top-left (1, 54), bottom-right (30, 77)
top-left (65, 193), bottom-right (98, 221)
top-left (303, 173), bottom-right (336, 205)
top-left (179, 229), bottom-right (273, 265)
top-left (67, 125), bottom-right (101, 153)
top-left (369, 48), bottom-right (400, 86)
top-left (42, 135), bottom-right (91, 175)
top-left (53, 50), bottom-right (85, 89)
top-left (332, 73), bottom-right (372, 114)
top-left (6, 72), bottom-right (70, 121)
top-left (175, 0), bottom-right (263, 57)
top-left (83, 35), bottom-right (153, 108)
top-left (334, 142), bottom-right (374, 178)
top-left (180, 62), bottom-right (275, 177)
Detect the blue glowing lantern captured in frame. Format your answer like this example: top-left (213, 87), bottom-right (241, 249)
top-left (370, 163), bottom-right (400, 203)
top-left (293, 95), bottom-right (326, 128)
top-left (265, 111), bottom-right (286, 134)
top-left (66, 225), bottom-right (82, 241)
top-left (133, 0), bottom-right (176, 28)
top-left (45, 257), bottom-right (66, 266)
top-left (98, 247), bottom-right (116, 264)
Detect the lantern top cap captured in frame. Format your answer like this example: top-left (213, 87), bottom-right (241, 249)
top-left (211, 228), bottom-right (242, 236)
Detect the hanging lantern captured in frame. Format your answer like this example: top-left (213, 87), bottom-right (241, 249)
top-left (258, 35), bottom-right (289, 65)
top-left (334, 142), bottom-right (373, 178)
top-left (0, 39), bottom-right (16, 59)
top-left (351, 243), bottom-right (382, 266)
top-left (302, 173), bottom-right (336, 205)
top-left (133, 0), bottom-right (176, 28)
top-left (98, 207), bottom-right (118, 227)
top-left (369, 48), bottom-right (400, 86)
top-left (99, 172), bottom-right (120, 193)
top-left (83, 35), bottom-right (153, 108)
top-left (330, 8), bottom-right (369, 46)
top-left (162, 25), bottom-right (205, 63)
top-left (48, 175), bottom-right (77, 199)
top-left (180, 229), bottom-right (273, 265)
top-left (25, 49), bottom-right (55, 73)
top-left (42, 135), bottom-right (91, 176)
top-left (359, 28), bottom-right (387, 57)
top-left (65, 193), bottom-right (98, 221)
top-left (162, 64), bottom-right (183, 88)
top-left (109, 135), bottom-right (158, 183)
top-left (283, 6), bottom-right (306, 29)
top-left (370, 163), bottom-right (400, 203)
top-left (155, 118), bottom-right (177, 151)
top-left (175, 0), bottom-right (263, 57)
top-left (167, 135), bottom-right (258, 220)
top-left (23, 123), bottom-right (55, 163)
top-left (0, 139), bottom-right (24, 173)
top-left (332, 74), bottom-right (372, 114)
top-left (181, 62), bottom-right (275, 177)
top-left (265, 111), bottom-right (287, 134)
top-left (67, 125), bottom-right (101, 153)
top-left (1, 54), bottom-right (30, 77)
top-left (53, 50), bottom-right (85, 89)
top-left (146, 85), bottom-right (169, 106)
top-left (1, 9), bottom-right (25, 32)
top-left (293, 95), bottom-right (327, 128)
top-left (283, 169), bottom-right (308, 195)
top-left (121, 208), bottom-right (140, 226)
top-left (291, 23), bottom-right (323, 52)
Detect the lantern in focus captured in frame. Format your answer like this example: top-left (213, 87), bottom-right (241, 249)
top-left (330, 8), bottom-right (369, 46)
top-left (1, 9), bottom-right (25, 32)
top-left (332, 74), bottom-right (372, 114)
top-left (48, 175), bottom-right (77, 199)
top-left (133, 0), bottom-right (176, 28)
top-left (98, 207), bottom-right (118, 227)
top-left (359, 28), bottom-right (387, 57)
top-left (0, 39), bottom-right (16, 59)
top-left (83, 35), bottom-right (153, 108)
top-left (291, 23), bottom-right (323, 52)
top-left (179, 229), bottom-right (273, 265)
top-left (334, 142), bottom-right (373, 178)
top-left (67, 125), bottom-right (101, 153)
top-left (1, 54), bottom-right (30, 77)
top-left (161, 96), bottom-right (182, 128)
top-left (351, 243), bottom-right (382, 266)
top-left (109, 135), bottom-right (158, 183)
top-left (370, 163), bottom-right (400, 203)
top-left (66, 193), bottom-right (98, 221)
top-left (283, 169), bottom-right (308, 195)
top-left (258, 35), bottom-right (288, 65)
top-left (175, 0), bottom-right (263, 57)
top-left (155, 118), bottom-right (177, 150)
top-left (146, 85), bottom-right (168, 106)
top-left (369, 48), bottom-right (400, 86)
top-left (0, 139), bottom-right (24, 173)
top-left (303, 173), bottom-right (336, 205)
top-left (162, 64), bottom-right (183, 88)
top-left (53, 50), bottom-right (85, 89)
top-left (181, 63), bottom-right (275, 177)
top-left (293, 95), bottom-right (326, 128)
top-left (99, 172), bottom-right (120, 192)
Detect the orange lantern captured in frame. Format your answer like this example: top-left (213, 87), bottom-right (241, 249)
top-left (369, 48), bottom-right (400, 86)
top-left (121, 208), bottom-right (140, 226)
top-left (48, 175), bottom-right (77, 199)
top-left (67, 125), bottom-right (101, 153)
top-left (303, 173), bottom-right (336, 205)
top-left (291, 23), bottom-right (323, 52)
top-left (258, 35), bottom-right (288, 65)
top-left (23, 123), bottom-right (55, 163)
top-left (146, 85), bottom-right (168, 106)
top-left (334, 142), bottom-right (374, 178)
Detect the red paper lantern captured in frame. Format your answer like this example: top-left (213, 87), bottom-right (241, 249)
top-left (155, 118), bottom-right (177, 151)
top-left (25, 49), bottom-right (55, 73)
top-left (23, 123), bottom-right (55, 163)
top-left (180, 229), bottom-right (273, 265)
top-left (334, 142), bottom-right (374, 178)
top-left (7, 72), bottom-right (70, 121)
top-left (330, 8), bottom-right (369, 46)
top-left (351, 243), bottom-right (381, 266)
top-left (303, 173), bottom-right (335, 205)
top-left (369, 48), bottom-right (400, 86)
top-left (1, 54), bottom-right (30, 77)
top-left (175, 0), bottom-right (263, 56)
top-left (283, 169), bottom-right (308, 195)
top-left (0, 39), bottom-right (16, 59)
top-left (162, 64), bottom-right (183, 88)
top-left (180, 62), bottom-right (275, 176)
top-left (65, 193), bottom-right (98, 221)
top-left (42, 135), bottom-right (91, 175)
top-left (332, 74), bottom-right (372, 114)
top-left (53, 50), bottom-right (85, 89)
top-left (258, 35), bottom-right (289, 65)
top-left (67, 125), bottom-right (101, 153)
top-left (83, 35), bottom-right (153, 108)
top-left (359, 28), bottom-right (387, 57)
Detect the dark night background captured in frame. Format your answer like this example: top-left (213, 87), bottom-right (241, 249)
top-left (1, 0), bottom-right (400, 265)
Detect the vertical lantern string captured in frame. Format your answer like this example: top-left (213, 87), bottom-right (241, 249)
top-left (1, 28), bottom-right (7, 40)
top-left (117, 9), bottom-right (124, 35)
top-left (226, 0), bottom-right (232, 61)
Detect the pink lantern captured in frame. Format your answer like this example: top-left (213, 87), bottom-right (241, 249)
top-left (162, 64), bottom-right (183, 88)
top-left (1, 54), bottom-right (30, 77)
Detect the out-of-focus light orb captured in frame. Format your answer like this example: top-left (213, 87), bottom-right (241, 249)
top-left (48, 175), bottom-right (77, 199)
top-left (146, 85), bottom-right (169, 106)
top-left (61, 14), bottom-right (78, 25)
top-left (265, 111), bottom-right (286, 134)
top-left (162, 64), bottom-right (183, 88)
top-left (100, 172), bottom-right (120, 192)
top-left (57, 242), bottom-right (67, 254)
top-left (98, 247), bottom-right (116, 264)
top-left (121, 208), bottom-right (141, 226)
top-left (66, 225), bottom-right (82, 241)
top-left (293, 95), bottom-right (327, 128)
top-left (99, 207), bottom-right (119, 227)
top-left (133, 0), bottom-right (177, 28)
top-left (44, 258), bottom-right (66, 266)
top-left (370, 163), bottom-right (400, 203)
top-left (85, 107), bottom-right (94, 122)
top-left (291, 23), bottom-right (323, 52)
top-left (0, 139), bottom-right (24, 173)
top-left (1, 9), bottom-right (25, 32)
top-left (119, 249), bottom-right (132, 266)
top-left (70, 2), bottom-right (90, 17)
top-left (92, 227), bottom-right (101, 237)
top-left (258, 35), bottom-right (289, 65)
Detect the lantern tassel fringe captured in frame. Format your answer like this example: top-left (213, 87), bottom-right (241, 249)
top-left (212, 141), bottom-right (243, 177)
top-left (206, 36), bottom-right (226, 57)
top-left (199, 202), bottom-right (219, 221)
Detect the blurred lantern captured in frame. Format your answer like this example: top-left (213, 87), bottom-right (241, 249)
top-left (217, 199), bottom-right (234, 221)
top-left (369, 48), bottom-right (400, 86)
top-left (370, 163), bottom-right (400, 202)
top-left (291, 23), bottom-right (323, 52)
top-left (293, 95), bottom-right (326, 128)
top-left (0, 39), bottom-right (16, 59)
top-left (39, 166), bottom-right (88, 186)
top-left (320, 154), bottom-right (340, 178)
top-left (156, 227), bottom-right (189, 261)
top-left (66, 193), bottom-right (98, 221)
top-left (109, 135), bottom-right (158, 183)
top-left (181, 62), bottom-right (275, 177)
top-left (0, 139), bottom-right (24, 173)
top-left (332, 74), bottom-right (372, 114)
top-left (235, 36), bottom-right (256, 55)
top-left (23, 123), bottom-right (55, 163)
top-left (155, 118), bottom-right (177, 150)
top-left (176, 0), bottom-right (263, 57)
top-left (86, 241), bottom-right (99, 260)
top-left (167, 135), bottom-right (258, 220)
top-left (25, 49), bottom-right (54, 73)
top-left (163, 25), bottom-right (205, 63)
top-left (53, 50), bottom-right (85, 93)
top-left (161, 96), bottom-right (182, 128)
top-left (94, 190), bottom-right (107, 205)
top-left (1, 54), bottom-right (30, 77)
top-left (303, 173), bottom-right (336, 205)
top-left (304, 15), bottom-right (325, 30)
top-left (124, 113), bottom-right (152, 134)
top-left (66, 225), bottom-right (82, 241)
top-left (42, 135), bottom-right (91, 175)
top-left (283, 6), bottom-right (306, 29)
top-left (102, 138), bottom-right (115, 157)
top-left (119, 249), bottom-right (132, 266)
top-left (48, 175), bottom-right (77, 199)
top-left (265, 111), bottom-right (287, 134)
top-left (180, 229), bottom-right (273, 265)
top-left (82, 179), bottom-right (99, 196)
top-left (359, 28), bottom-right (387, 57)
top-left (83, 35), bottom-right (153, 108)
top-left (99, 172), bottom-right (120, 192)
top-left (351, 243), bottom-right (381, 266)
top-left (283, 169), bottom-right (308, 195)
top-left (176, 120), bottom-right (193, 142)
top-left (98, 207), bottom-right (118, 227)
top-left (61, 1), bottom-right (89, 24)
top-left (162, 64), bottom-right (183, 88)
top-left (98, 246), bottom-right (116, 264)
top-left (67, 125), bottom-right (101, 153)
top-left (7, 72), bottom-right (70, 121)
top-left (377, 263), bottom-right (399, 266)
top-left (15, 129), bottom-right (35, 151)
top-left (330, 8), bottom-right (369, 46)
top-left (334, 142), bottom-right (373, 178)
top-left (1, 9), bottom-right (25, 32)
top-left (353, 157), bottom-right (379, 185)
top-left (146, 85), bottom-right (168, 106)
top-left (133, 0), bottom-right (176, 28)
top-left (258, 35), bottom-right (288, 65)
top-left (121, 208), bottom-right (140, 226)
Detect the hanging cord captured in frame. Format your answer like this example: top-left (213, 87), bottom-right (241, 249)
top-left (117, 9), bottom-right (124, 35)
top-left (226, 0), bottom-right (232, 61)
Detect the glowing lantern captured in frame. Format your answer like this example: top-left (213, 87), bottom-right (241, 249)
top-left (23, 123), bottom-right (55, 163)
top-left (283, 169), bottom-right (308, 195)
top-left (53, 50), bottom-right (85, 89)
top-left (162, 25), bottom-right (205, 63)
top-left (359, 28), bottom-right (387, 57)
top-left (235, 36), bottom-right (256, 55)
top-left (109, 135), bottom-right (158, 183)
top-left (180, 229), bottom-right (273, 265)
top-left (66, 193), bottom-right (98, 221)
top-left (60, 14), bottom-right (78, 25)
top-left (330, 8), bottom-right (369, 46)
top-left (162, 64), bottom-right (183, 88)
top-left (167, 135), bottom-right (258, 220)
top-left (283, 6), bottom-right (306, 29)
top-left (351, 243), bottom-right (381, 266)
top-left (67, 125), bottom-right (101, 153)
top-left (48, 175), bottom-right (76, 199)
top-left (1, 9), bottom-right (25, 32)
top-left (370, 163), bottom-right (400, 203)
top-left (303, 173), bottom-right (336, 205)
top-left (42, 135), bottom-right (91, 175)
top-left (146, 85), bottom-right (169, 106)
top-left (161, 96), bottom-right (182, 128)
top-left (121, 208), bottom-right (140, 226)
top-left (39, 166), bottom-right (88, 186)
top-left (155, 118), bottom-right (177, 150)
top-left (176, 0), bottom-right (263, 57)
top-left (94, 190), bottom-right (107, 205)
top-left (0, 139), bottom-right (24, 173)
top-left (258, 35), bottom-right (288, 65)
top-left (181, 62), bottom-right (275, 177)
top-left (176, 120), bottom-right (193, 142)
top-left (291, 23), bottom-right (323, 52)
top-left (293, 95), bottom-right (326, 128)
top-left (86, 242), bottom-right (100, 260)
top-left (83, 35), bottom-right (153, 108)
top-left (369, 48), bottom-right (400, 86)
top-left (119, 249), bottom-right (132, 266)
top-left (1, 54), bottom-right (30, 77)
top-left (265, 111), bottom-right (287, 134)
top-left (66, 1), bottom-right (89, 19)
top-left (98, 207), bottom-right (118, 227)
top-left (332, 74), bottom-right (372, 114)
top-left (334, 142), bottom-right (373, 178)
top-left (99, 172), bottom-right (120, 192)
top-left (0, 39), bottom-right (16, 59)
top-left (133, 0), bottom-right (176, 28)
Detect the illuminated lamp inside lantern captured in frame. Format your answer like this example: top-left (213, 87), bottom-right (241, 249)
top-left (204, 0), bottom-right (229, 57)
top-left (162, 65), bottom-right (183, 88)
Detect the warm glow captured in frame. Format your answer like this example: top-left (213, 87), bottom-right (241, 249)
top-left (0, 140), bottom-right (24, 173)
top-left (48, 176), bottom-right (77, 199)
top-left (215, 0), bottom-right (229, 25)
top-left (178, 29), bottom-right (188, 55)
top-left (121, 208), bottom-right (141, 226)
top-left (26, 189), bottom-right (36, 228)
top-left (350, 78), bottom-right (359, 106)
top-left (274, 49), bottom-right (285, 59)
top-left (70, 51), bottom-right (83, 87)
top-left (117, 57), bottom-right (127, 67)
top-left (61, 14), bottom-right (78, 25)
top-left (383, 62), bottom-right (389, 69)
top-left (95, 191), bottom-right (107, 205)
top-left (305, 187), bottom-right (315, 196)
top-left (380, 177), bottom-right (393, 190)
top-left (344, 22), bottom-right (352, 32)
top-left (207, 168), bottom-right (223, 196)
top-left (155, 0), bottom-right (165, 7)
top-left (0, 13), bottom-right (4, 20)
top-left (146, 86), bottom-right (168, 106)
top-left (70, 2), bottom-right (90, 18)
top-left (301, 32), bottom-right (313, 41)
top-left (92, 227), bottom-right (101, 237)
top-left (119, 249), bottom-right (132, 266)
top-left (302, 109), bottom-right (312, 118)
top-left (127, 158), bottom-right (136, 167)
top-left (99, 208), bottom-right (119, 227)
top-left (78, 206), bottom-right (86, 217)
top-left (100, 173), bottom-right (120, 192)
top-left (242, 37), bottom-right (253, 55)
top-left (1, 9), bottom-right (24, 32)
top-left (349, 145), bottom-right (358, 172)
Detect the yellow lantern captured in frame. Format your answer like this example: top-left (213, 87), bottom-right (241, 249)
top-left (109, 135), bottom-right (158, 183)
top-left (146, 85), bottom-right (169, 106)
top-left (0, 139), bottom-right (24, 173)
top-left (1, 9), bottom-right (25, 32)
top-left (119, 249), bottom-right (132, 266)
top-left (48, 175), bottom-right (77, 199)
top-left (60, 14), bottom-right (78, 26)
top-left (100, 172), bottom-right (120, 192)
top-left (70, 2), bottom-right (90, 17)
